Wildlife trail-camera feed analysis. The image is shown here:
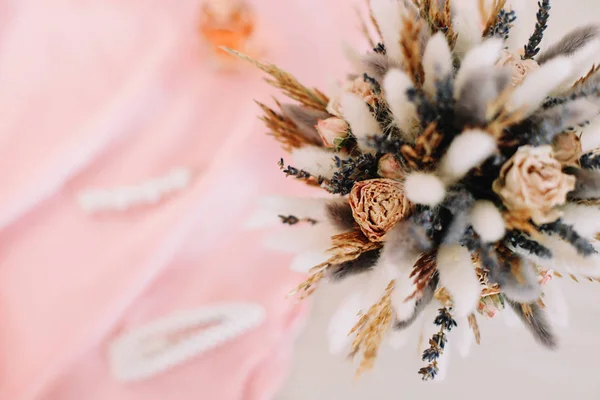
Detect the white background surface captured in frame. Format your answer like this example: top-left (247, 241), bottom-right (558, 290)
top-left (277, 1), bottom-right (600, 399)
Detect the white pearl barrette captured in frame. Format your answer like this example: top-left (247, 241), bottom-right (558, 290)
top-left (108, 303), bottom-right (266, 382)
top-left (77, 167), bottom-right (192, 213)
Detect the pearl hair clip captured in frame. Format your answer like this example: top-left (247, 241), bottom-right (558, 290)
top-left (108, 303), bottom-right (266, 382)
top-left (77, 167), bottom-right (192, 213)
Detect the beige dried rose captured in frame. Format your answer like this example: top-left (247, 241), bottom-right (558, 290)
top-left (349, 178), bottom-right (411, 242)
top-left (552, 131), bottom-right (582, 166)
top-left (492, 145), bottom-right (576, 224)
top-left (327, 77), bottom-right (378, 117)
top-left (496, 50), bottom-right (540, 87)
top-left (316, 117), bottom-right (349, 148)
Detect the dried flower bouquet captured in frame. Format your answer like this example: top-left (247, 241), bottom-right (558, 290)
top-left (236, 0), bottom-right (600, 380)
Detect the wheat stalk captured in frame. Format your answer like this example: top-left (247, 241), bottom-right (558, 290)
top-left (349, 280), bottom-right (396, 375)
top-left (225, 48), bottom-right (329, 111)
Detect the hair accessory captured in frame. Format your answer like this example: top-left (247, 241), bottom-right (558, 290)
top-left (108, 303), bottom-right (266, 382)
top-left (77, 167), bottom-right (192, 213)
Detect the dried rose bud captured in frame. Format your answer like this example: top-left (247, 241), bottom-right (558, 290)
top-left (316, 117), bottom-right (349, 148)
top-left (552, 131), bottom-right (582, 166)
top-left (327, 77), bottom-right (378, 117)
top-left (496, 50), bottom-right (540, 87)
top-left (493, 145), bottom-right (576, 225)
top-left (349, 179), bottom-right (411, 242)
top-left (478, 300), bottom-right (499, 319)
top-left (377, 154), bottom-right (405, 180)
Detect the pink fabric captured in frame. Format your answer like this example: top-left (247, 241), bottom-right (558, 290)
top-left (0, 0), bottom-right (357, 399)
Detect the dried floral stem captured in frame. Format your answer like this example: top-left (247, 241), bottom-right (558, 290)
top-left (419, 307), bottom-right (457, 380)
top-left (256, 101), bottom-right (317, 151)
top-left (480, 0), bottom-right (507, 36)
top-left (289, 264), bottom-right (328, 299)
top-left (468, 314), bottom-right (481, 345)
top-left (434, 287), bottom-right (453, 306)
top-left (521, 303), bottom-right (533, 321)
top-left (278, 158), bottom-right (328, 189)
top-left (226, 48), bottom-right (329, 111)
top-left (366, 0), bottom-right (383, 42)
top-left (349, 280), bottom-right (396, 375)
top-left (408, 250), bottom-right (438, 300)
top-left (552, 269), bottom-right (600, 283)
top-left (278, 215), bottom-right (318, 225)
top-left (503, 210), bottom-right (539, 237)
top-left (443, 0), bottom-right (457, 47)
top-left (573, 64), bottom-right (600, 88)
top-left (401, 122), bottom-right (441, 169)
top-left (487, 8), bottom-right (517, 39)
top-left (418, 0), bottom-right (457, 48)
top-left (290, 230), bottom-right (382, 299)
top-left (355, 6), bottom-right (376, 48)
top-left (481, 287), bottom-right (502, 297)
top-left (400, 15), bottom-right (425, 86)
top-left (523, 0), bottom-right (551, 60)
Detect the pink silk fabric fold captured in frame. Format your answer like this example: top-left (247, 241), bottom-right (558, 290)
top-left (0, 0), bottom-right (357, 399)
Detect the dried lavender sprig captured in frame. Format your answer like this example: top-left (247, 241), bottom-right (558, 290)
top-left (326, 154), bottom-right (379, 195)
top-left (367, 134), bottom-right (406, 155)
top-left (543, 85), bottom-right (600, 108)
top-left (523, 0), bottom-right (551, 60)
top-left (488, 9), bottom-right (517, 40)
top-left (278, 158), bottom-right (327, 187)
top-left (373, 42), bottom-right (386, 54)
top-left (363, 73), bottom-right (381, 94)
top-left (506, 230), bottom-right (553, 259)
top-left (538, 219), bottom-right (597, 256)
top-left (278, 215), bottom-right (318, 225)
top-left (419, 307), bottom-right (457, 381)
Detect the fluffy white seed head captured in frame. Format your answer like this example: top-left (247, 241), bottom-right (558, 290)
top-left (561, 203), bottom-right (600, 239)
top-left (423, 32), bottom-right (453, 98)
top-left (470, 200), bottom-right (506, 242)
top-left (387, 328), bottom-right (410, 350)
top-left (516, 234), bottom-right (600, 277)
top-left (455, 317), bottom-right (474, 358)
top-left (245, 196), bottom-right (329, 229)
top-left (263, 223), bottom-right (337, 253)
top-left (291, 145), bottom-right (338, 178)
top-left (454, 38), bottom-right (504, 98)
top-left (452, 1), bottom-right (484, 57)
top-left (289, 251), bottom-right (331, 273)
top-left (439, 129), bottom-right (497, 182)
top-left (340, 93), bottom-right (381, 148)
top-left (542, 280), bottom-right (569, 328)
top-left (404, 173), bottom-right (446, 206)
top-left (503, 0), bottom-right (531, 53)
top-left (362, 260), bottom-right (399, 308)
top-left (562, 38), bottom-right (600, 91)
top-left (370, 0), bottom-right (404, 65)
top-left (383, 69), bottom-right (418, 139)
top-left (328, 293), bottom-right (363, 354)
top-left (581, 118), bottom-right (600, 152)
top-left (507, 57), bottom-right (573, 117)
top-left (436, 245), bottom-right (480, 318)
